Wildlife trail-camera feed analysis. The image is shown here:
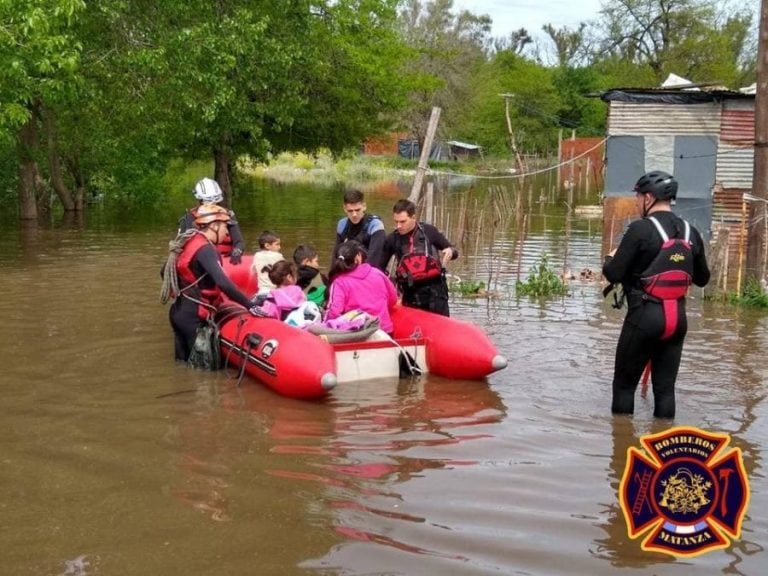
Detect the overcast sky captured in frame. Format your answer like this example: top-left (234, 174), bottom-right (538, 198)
top-left (451, 0), bottom-right (760, 41)
top-left (451, 0), bottom-right (606, 39)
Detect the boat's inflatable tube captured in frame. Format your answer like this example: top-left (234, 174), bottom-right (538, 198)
top-left (222, 254), bottom-right (258, 297)
top-left (390, 304), bottom-right (508, 380)
top-left (215, 303), bottom-right (337, 399)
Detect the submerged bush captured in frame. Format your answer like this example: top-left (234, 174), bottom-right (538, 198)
top-left (516, 254), bottom-right (569, 298)
top-left (449, 279), bottom-right (486, 297)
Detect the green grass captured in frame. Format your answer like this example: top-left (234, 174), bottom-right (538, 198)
top-left (713, 278), bottom-right (768, 308)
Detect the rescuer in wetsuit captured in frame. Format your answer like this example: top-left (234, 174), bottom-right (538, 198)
top-left (603, 171), bottom-right (710, 419)
top-left (378, 198), bottom-right (458, 317)
top-left (167, 203), bottom-right (255, 362)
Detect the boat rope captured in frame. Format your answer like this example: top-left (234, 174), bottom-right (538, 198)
top-left (160, 229), bottom-right (203, 305)
top-left (379, 332), bottom-right (423, 377)
top-left (225, 315), bottom-right (247, 372)
top-left (235, 333), bottom-right (261, 388)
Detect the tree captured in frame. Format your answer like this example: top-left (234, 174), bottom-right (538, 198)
top-left (0, 0), bottom-right (86, 219)
top-left (267, 0), bottom-right (409, 156)
top-left (455, 51), bottom-right (561, 156)
top-left (397, 0), bottom-right (492, 144)
top-left (2, 1), bottom-right (411, 216)
top-left (542, 23), bottom-right (588, 68)
top-left (596, 0), bottom-right (755, 86)
top-left (492, 28), bottom-right (533, 56)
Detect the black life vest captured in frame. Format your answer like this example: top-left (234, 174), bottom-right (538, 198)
top-left (640, 216), bottom-right (693, 340)
top-left (395, 224), bottom-right (443, 286)
top-left (338, 214), bottom-right (382, 246)
top-left (176, 233), bottom-right (223, 319)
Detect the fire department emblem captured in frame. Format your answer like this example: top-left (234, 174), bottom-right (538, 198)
top-left (619, 426), bottom-right (749, 557)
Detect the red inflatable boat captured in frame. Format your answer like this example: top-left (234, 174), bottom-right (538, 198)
top-left (218, 256), bottom-right (507, 399)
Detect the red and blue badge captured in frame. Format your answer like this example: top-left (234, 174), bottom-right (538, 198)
top-left (619, 426), bottom-right (750, 557)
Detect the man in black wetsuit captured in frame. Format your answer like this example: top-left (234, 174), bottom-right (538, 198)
top-left (378, 198), bottom-right (458, 316)
top-left (603, 171), bottom-right (710, 419)
top-left (333, 189), bottom-right (386, 270)
top-left (166, 203), bottom-right (255, 362)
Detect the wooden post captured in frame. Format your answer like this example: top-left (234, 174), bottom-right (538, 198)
top-left (747, 0), bottom-right (768, 281)
top-left (557, 129), bottom-right (563, 189)
top-left (501, 94), bottom-right (525, 174)
top-left (425, 182), bottom-right (434, 224)
top-left (738, 196), bottom-right (748, 294)
top-left (409, 107), bottom-right (441, 204)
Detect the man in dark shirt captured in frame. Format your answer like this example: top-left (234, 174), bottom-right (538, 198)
top-left (379, 198), bottom-right (458, 316)
top-left (603, 170), bottom-right (710, 419)
top-left (333, 189), bottom-right (386, 270)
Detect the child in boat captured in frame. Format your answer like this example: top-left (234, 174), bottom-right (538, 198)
top-left (293, 244), bottom-right (328, 309)
top-left (258, 261), bottom-right (318, 325)
top-left (325, 240), bottom-right (398, 334)
top-left (252, 230), bottom-right (284, 294)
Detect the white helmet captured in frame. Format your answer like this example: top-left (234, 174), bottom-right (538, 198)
top-left (193, 178), bottom-right (223, 203)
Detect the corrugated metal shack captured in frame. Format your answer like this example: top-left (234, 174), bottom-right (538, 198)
top-left (600, 87), bottom-right (755, 292)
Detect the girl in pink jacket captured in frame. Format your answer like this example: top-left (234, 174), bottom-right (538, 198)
top-left (258, 260), bottom-right (307, 320)
top-left (325, 241), bottom-right (398, 333)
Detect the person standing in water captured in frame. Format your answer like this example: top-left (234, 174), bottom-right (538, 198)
top-left (603, 171), bottom-right (710, 419)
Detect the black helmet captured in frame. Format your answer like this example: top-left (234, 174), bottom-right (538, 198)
top-left (633, 171), bottom-right (678, 200)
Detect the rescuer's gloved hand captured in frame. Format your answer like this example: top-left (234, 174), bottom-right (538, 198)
top-left (229, 248), bottom-right (243, 265)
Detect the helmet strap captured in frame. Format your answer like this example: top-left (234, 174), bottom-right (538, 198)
top-left (641, 194), bottom-right (657, 218)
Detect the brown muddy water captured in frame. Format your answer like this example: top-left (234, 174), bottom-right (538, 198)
top-left (0, 177), bottom-right (766, 575)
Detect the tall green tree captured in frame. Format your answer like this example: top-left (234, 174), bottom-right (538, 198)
top-left (397, 0), bottom-right (492, 143)
top-left (596, 0), bottom-right (754, 86)
top-left (0, 0), bottom-right (86, 218)
top-left (2, 1), bottom-right (411, 215)
top-left (268, 0), bottom-right (409, 156)
top-left (455, 51), bottom-right (561, 156)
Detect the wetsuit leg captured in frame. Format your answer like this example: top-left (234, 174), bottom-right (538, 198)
top-left (169, 299), bottom-right (201, 361)
top-left (611, 300), bottom-right (666, 414)
top-left (402, 280), bottom-right (450, 316)
top-left (649, 304), bottom-right (687, 419)
top-left (611, 317), bottom-right (652, 415)
top-left (429, 279), bottom-right (450, 317)
top-left (401, 284), bottom-right (426, 311)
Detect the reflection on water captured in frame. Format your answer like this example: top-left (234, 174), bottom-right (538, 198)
top-left (0, 176), bottom-right (767, 575)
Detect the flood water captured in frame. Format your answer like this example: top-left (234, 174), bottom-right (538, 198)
top-left (0, 175), bottom-right (766, 575)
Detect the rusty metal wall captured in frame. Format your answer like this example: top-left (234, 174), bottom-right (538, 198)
top-left (601, 197), bottom-right (638, 257)
top-left (721, 107), bottom-right (755, 142)
top-left (717, 101), bottom-right (754, 189)
top-left (362, 132), bottom-right (407, 156)
top-left (559, 138), bottom-right (605, 189)
top-left (711, 186), bottom-right (750, 291)
top-left (603, 97), bottom-right (755, 292)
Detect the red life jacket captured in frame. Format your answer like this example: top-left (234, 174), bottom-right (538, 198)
top-left (640, 216), bottom-right (693, 340)
top-left (176, 233), bottom-right (223, 319)
top-left (395, 224), bottom-right (443, 286)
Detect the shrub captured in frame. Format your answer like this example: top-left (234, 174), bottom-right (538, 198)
top-left (516, 254), bottom-right (569, 297)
